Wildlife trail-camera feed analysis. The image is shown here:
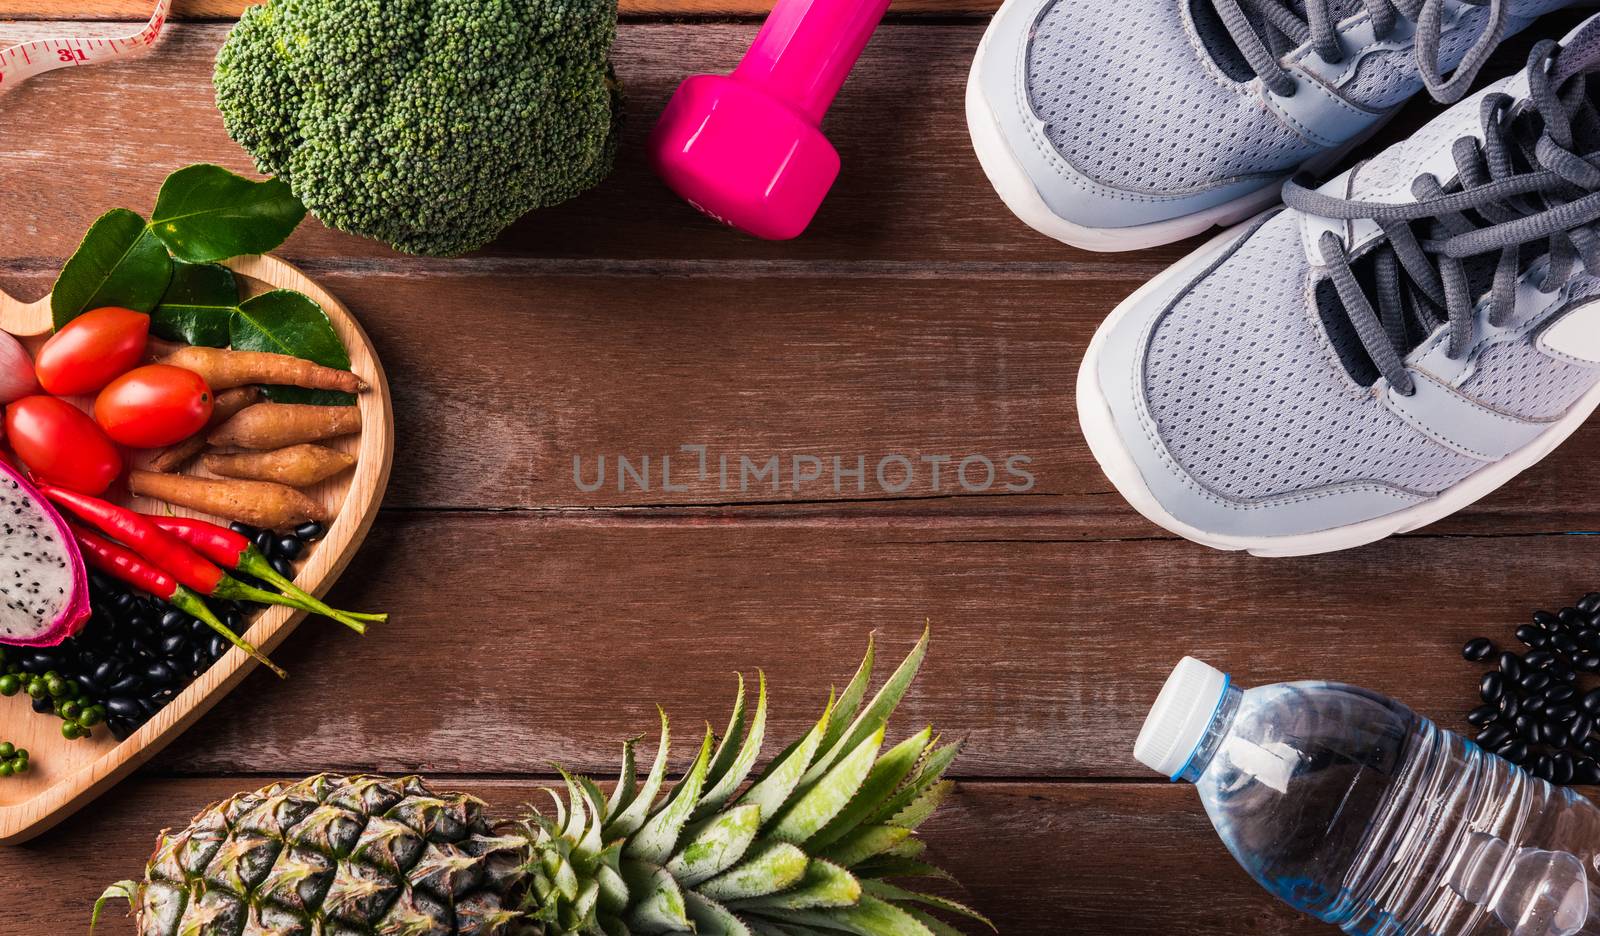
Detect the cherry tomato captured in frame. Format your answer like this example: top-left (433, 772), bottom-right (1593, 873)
top-left (5, 396), bottom-right (121, 494)
top-left (34, 307), bottom-right (150, 396)
top-left (94, 365), bottom-right (213, 448)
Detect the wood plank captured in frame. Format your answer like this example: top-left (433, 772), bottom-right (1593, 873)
top-left (0, 0), bottom-right (997, 18)
top-left (68, 515), bottom-right (1584, 778)
top-left (0, 21), bottom-right (1185, 271)
top-left (7, 266), bottom-right (1600, 534)
top-left (0, 777), bottom-right (1320, 935)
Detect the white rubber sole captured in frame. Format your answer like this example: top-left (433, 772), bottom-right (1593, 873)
top-left (964, 2), bottom-right (1389, 253)
top-left (1075, 220), bottom-right (1600, 557)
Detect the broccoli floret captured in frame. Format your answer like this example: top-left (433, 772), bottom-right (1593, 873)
top-left (214, 0), bottom-right (621, 257)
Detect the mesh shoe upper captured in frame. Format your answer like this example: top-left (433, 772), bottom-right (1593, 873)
top-left (1141, 211), bottom-right (1487, 499)
top-left (1027, 0), bottom-right (1323, 193)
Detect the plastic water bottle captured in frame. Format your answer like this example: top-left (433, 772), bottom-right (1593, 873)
top-left (1134, 658), bottom-right (1600, 935)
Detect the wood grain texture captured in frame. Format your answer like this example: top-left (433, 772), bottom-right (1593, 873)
top-left (104, 520), bottom-right (1597, 780)
top-left (0, 777), bottom-right (1320, 936)
top-left (0, 21), bottom-right (1186, 273)
top-left (0, 0), bottom-right (996, 19)
top-left (0, 255), bottom-right (394, 844)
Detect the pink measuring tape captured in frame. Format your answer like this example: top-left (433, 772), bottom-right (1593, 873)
top-left (0, 0), bottom-right (170, 94)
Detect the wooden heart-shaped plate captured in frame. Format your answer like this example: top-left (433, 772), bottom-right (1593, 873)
top-left (0, 255), bottom-right (393, 843)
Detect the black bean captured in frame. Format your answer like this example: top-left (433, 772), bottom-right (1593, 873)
top-left (1580, 758), bottom-right (1600, 785)
top-left (1554, 635), bottom-right (1581, 657)
top-left (106, 697), bottom-right (140, 718)
top-left (1481, 672), bottom-right (1507, 703)
top-left (208, 635), bottom-right (228, 661)
top-left (107, 673), bottom-right (141, 695)
top-left (1549, 704), bottom-right (1580, 722)
top-left (1582, 594), bottom-right (1600, 614)
top-left (1562, 607), bottom-right (1583, 626)
top-left (1583, 736), bottom-right (1600, 759)
top-left (1555, 666), bottom-right (1578, 684)
top-left (190, 619), bottom-right (211, 638)
top-left (1543, 722), bottom-right (1570, 747)
top-left (107, 719), bottom-right (132, 742)
top-left (1536, 610), bottom-right (1564, 631)
top-left (1556, 754), bottom-right (1577, 785)
top-left (295, 521), bottom-right (326, 542)
top-left (1536, 755), bottom-right (1555, 780)
top-left (253, 529), bottom-right (274, 551)
top-left (1517, 714), bottom-right (1541, 740)
top-left (1546, 684), bottom-right (1577, 704)
top-left (158, 634), bottom-right (186, 657)
top-left (1571, 712), bottom-right (1593, 743)
top-left (1526, 650), bottom-right (1558, 669)
top-left (1520, 672), bottom-right (1552, 693)
top-left (160, 610), bottom-right (188, 634)
top-left (1584, 689), bottom-right (1600, 716)
top-left (144, 662), bottom-right (175, 687)
top-left (91, 660), bottom-right (119, 685)
top-left (275, 536), bottom-right (303, 560)
top-left (222, 609), bottom-right (244, 631)
top-left (1516, 625), bottom-right (1547, 648)
top-left (270, 556), bottom-right (296, 579)
top-left (1499, 652), bottom-right (1524, 678)
top-left (1497, 740), bottom-right (1529, 764)
top-left (1580, 655), bottom-right (1600, 674)
top-left (1499, 694), bottom-right (1521, 719)
top-left (1477, 724), bottom-right (1514, 748)
top-left (229, 521), bottom-right (258, 538)
top-left (1467, 704), bottom-right (1499, 726)
top-left (29, 696), bottom-right (49, 714)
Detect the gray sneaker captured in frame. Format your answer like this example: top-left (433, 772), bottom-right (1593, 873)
top-left (1077, 18), bottom-right (1600, 554)
top-left (967, 0), bottom-right (1576, 251)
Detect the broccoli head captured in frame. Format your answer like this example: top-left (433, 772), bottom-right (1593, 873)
top-left (214, 0), bottom-right (622, 257)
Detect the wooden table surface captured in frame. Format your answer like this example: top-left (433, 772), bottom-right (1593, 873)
top-left (3, 3), bottom-right (1598, 934)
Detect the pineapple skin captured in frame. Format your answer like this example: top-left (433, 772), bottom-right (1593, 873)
top-left (136, 774), bottom-right (533, 936)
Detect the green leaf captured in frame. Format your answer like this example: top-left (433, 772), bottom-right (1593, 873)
top-left (696, 673), bottom-right (768, 819)
top-left (861, 881), bottom-right (993, 932)
top-left (730, 858), bottom-right (861, 911)
top-left (152, 261), bottom-right (239, 346)
top-left (606, 709), bottom-right (671, 839)
top-left (769, 727), bottom-right (884, 844)
top-left (229, 289), bottom-right (355, 406)
top-left (778, 894), bottom-right (937, 936)
top-left (887, 781), bottom-right (952, 832)
top-left (684, 893), bottom-right (754, 936)
top-left (739, 695), bottom-right (833, 831)
top-left (809, 728), bottom-right (932, 852)
top-left (606, 739), bottom-right (640, 821)
top-left (820, 824), bottom-right (911, 869)
top-left (628, 728), bottom-right (715, 864)
top-left (902, 906), bottom-right (972, 936)
top-left (667, 804), bottom-right (762, 887)
top-left (819, 635), bottom-right (876, 755)
top-left (801, 629), bottom-right (928, 788)
top-left (52, 209), bottom-right (173, 328)
top-left (705, 674), bottom-right (751, 793)
top-left (849, 857), bottom-right (952, 882)
top-left (149, 164), bottom-right (306, 263)
top-left (865, 741), bottom-right (961, 828)
top-left (697, 842), bottom-right (809, 902)
top-left (620, 860), bottom-right (691, 934)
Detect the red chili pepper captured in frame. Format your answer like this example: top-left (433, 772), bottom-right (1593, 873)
top-left (69, 524), bottom-right (285, 679)
top-left (42, 485), bottom-right (224, 594)
top-left (152, 516), bottom-right (382, 634)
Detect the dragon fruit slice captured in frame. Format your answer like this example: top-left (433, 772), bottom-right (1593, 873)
top-left (0, 458), bottom-right (89, 647)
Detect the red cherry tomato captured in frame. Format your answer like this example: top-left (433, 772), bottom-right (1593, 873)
top-left (34, 307), bottom-right (151, 396)
top-left (5, 396), bottom-right (121, 494)
top-left (94, 365), bottom-right (214, 448)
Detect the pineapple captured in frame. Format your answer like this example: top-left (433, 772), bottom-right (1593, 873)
top-left (96, 631), bottom-right (991, 936)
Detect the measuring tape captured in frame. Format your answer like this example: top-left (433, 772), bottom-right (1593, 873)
top-left (0, 0), bottom-right (170, 94)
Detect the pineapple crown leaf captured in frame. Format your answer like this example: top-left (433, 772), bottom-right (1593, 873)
top-left (90, 880), bottom-right (140, 933)
top-left (695, 670), bottom-right (769, 819)
top-left (859, 880), bottom-right (996, 932)
top-left (604, 708), bottom-right (671, 839)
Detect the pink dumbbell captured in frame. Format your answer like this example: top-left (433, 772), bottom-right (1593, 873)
top-left (648, 0), bottom-right (893, 240)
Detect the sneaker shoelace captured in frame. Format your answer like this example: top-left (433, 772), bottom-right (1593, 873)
top-left (1281, 35), bottom-right (1600, 396)
top-left (1211, 0), bottom-right (1506, 103)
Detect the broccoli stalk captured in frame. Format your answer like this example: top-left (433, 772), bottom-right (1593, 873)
top-left (213, 0), bottom-right (623, 257)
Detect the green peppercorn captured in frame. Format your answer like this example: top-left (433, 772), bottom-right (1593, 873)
top-left (78, 707), bottom-right (104, 727)
top-left (25, 679), bottom-right (45, 700)
top-left (0, 675), bottom-right (18, 697)
top-left (0, 743), bottom-right (13, 759)
top-left (13, 758), bottom-right (29, 774)
top-left (0, 763), bottom-right (14, 778)
top-left (45, 676), bottom-right (67, 698)
top-left (59, 701), bottom-right (80, 721)
top-left (60, 722), bottom-right (82, 741)
top-left (16, 748), bottom-right (29, 761)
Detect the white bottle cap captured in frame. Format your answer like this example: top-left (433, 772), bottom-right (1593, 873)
top-left (1134, 657), bottom-right (1229, 778)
